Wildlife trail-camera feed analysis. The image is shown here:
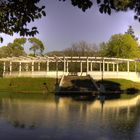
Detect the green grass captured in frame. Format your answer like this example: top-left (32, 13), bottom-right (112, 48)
top-left (0, 91), bottom-right (55, 101)
top-left (0, 77), bottom-right (56, 94)
top-left (105, 79), bottom-right (140, 90)
top-left (98, 79), bottom-right (140, 99)
top-left (120, 93), bottom-right (140, 99)
top-left (0, 77), bottom-right (140, 99)
top-left (107, 79), bottom-right (140, 90)
top-left (99, 79), bottom-right (140, 90)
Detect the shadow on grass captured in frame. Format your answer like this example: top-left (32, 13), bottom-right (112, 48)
top-left (97, 80), bottom-right (140, 99)
top-left (60, 78), bottom-right (98, 92)
top-left (58, 78), bottom-right (98, 97)
top-left (126, 88), bottom-right (139, 94)
top-left (71, 79), bottom-right (97, 91)
top-left (97, 80), bottom-right (121, 92)
top-left (59, 78), bottom-right (140, 100)
top-left (97, 80), bottom-right (121, 99)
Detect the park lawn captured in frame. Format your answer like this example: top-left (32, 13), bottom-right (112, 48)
top-left (0, 77), bottom-right (56, 94)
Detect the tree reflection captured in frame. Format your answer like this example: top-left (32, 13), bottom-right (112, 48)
top-left (97, 97), bottom-right (140, 140)
top-left (11, 120), bottom-right (37, 129)
top-left (0, 96), bottom-right (140, 139)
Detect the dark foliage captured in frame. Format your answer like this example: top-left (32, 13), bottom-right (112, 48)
top-left (0, 0), bottom-right (46, 42)
top-left (1, 0), bottom-right (140, 43)
top-left (59, 0), bottom-right (140, 22)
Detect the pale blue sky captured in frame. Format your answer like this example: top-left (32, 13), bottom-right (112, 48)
top-left (1, 0), bottom-right (140, 53)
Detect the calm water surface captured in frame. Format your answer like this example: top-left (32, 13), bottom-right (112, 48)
top-left (0, 94), bottom-right (140, 140)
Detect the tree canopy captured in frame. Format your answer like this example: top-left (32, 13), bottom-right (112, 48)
top-left (0, 0), bottom-right (140, 42)
top-left (60, 0), bottom-right (140, 21)
top-left (0, 0), bottom-right (46, 42)
top-left (0, 38), bottom-right (26, 57)
top-left (100, 34), bottom-right (140, 58)
top-left (63, 41), bottom-right (98, 56)
top-left (125, 25), bottom-right (138, 41)
top-left (28, 38), bottom-right (45, 56)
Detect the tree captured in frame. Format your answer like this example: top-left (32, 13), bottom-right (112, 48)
top-left (46, 51), bottom-right (64, 56)
top-left (63, 41), bottom-right (99, 72)
top-left (0, 38), bottom-right (26, 57)
top-left (1, 0), bottom-right (140, 42)
top-left (60, 0), bottom-right (140, 21)
top-left (0, 0), bottom-right (46, 42)
top-left (64, 41), bottom-right (98, 56)
top-left (13, 38), bottom-right (27, 45)
top-left (125, 25), bottom-right (138, 41)
top-left (28, 38), bottom-right (45, 56)
top-left (100, 34), bottom-right (140, 58)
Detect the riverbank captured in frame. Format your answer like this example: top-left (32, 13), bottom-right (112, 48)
top-left (0, 77), bottom-right (56, 94)
top-left (0, 77), bottom-right (140, 99)
top-left (97, 79), bottom-right (140, 99)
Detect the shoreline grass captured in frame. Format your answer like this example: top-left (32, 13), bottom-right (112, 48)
top-left (97, 79), bottom-right (140, 99)
top-left (0, 77), bottom-right (140, 99)
top-left (0, 77), bottom-right (56, 94)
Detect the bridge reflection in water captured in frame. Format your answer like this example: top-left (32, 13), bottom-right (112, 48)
top-left (0, 96), bottom-right (140, 140)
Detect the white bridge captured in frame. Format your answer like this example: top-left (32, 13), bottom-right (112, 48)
top-left (1, 56), bottom-right (140, 82)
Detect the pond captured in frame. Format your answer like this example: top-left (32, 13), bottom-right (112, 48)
top-left (0, 94), bottom-right (140, 140)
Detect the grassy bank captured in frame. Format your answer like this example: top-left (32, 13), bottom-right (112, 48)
top-left (97, 79), bottom-right (140, 99)
top-left (0, 77), bottom-right (140, 99)
top-left (0, 77), bottom-right (56, 94)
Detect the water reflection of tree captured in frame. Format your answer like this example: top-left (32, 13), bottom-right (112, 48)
top-left (105, 103), bottom-right (140, 139)
top-left (1, 96), bottom-right (140, 139)
top-left (9, 120), bottom-right (37, 129)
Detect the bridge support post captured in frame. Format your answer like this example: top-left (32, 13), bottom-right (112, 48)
top-left (56, 59), bottom-right (59, 84)
top-left (19, 62), bottom-right (22, 76)
top-left (103, 59), bottom-right (105, 72)
top-left (9, 61), bottom-right (12, 75)
top-left (80, 61), bottom-right (82, 74)
top-left (47, 60), bottom-right (49, 72)
top-left (66, 61), bottom-right (68, 73)
top-left (117, 63), bottom-right (119, 72)
top-left (38, 62), bottom-right (40, 71)
top-left (101, 58), bottom-right (105, 81)
top-left (107, 63), bottom-right (109, 71)
top-left (135, 61), bottom-right (137, 72)
top-left (90, 62), bottom-right (93, 71)
top-left (127, 61), bottom-right (129, 72)
top-left (113, 63), bottom-right (115, 71)
top-left (19, 62), bottom-right (22, 72)
top-left (86, 57), bottom-right (89, 74)
top-left (64, 57), bottom-right (66, 74)
top-left (19, 62), bottom-right (21, 73)
top-left (3, 62), bottom-right (5, 77)
top-left (116, 63), bottom-right (119, 78)
top-left (25, 63), bottom-right (29, 71)
top-left (32, 62), bottom-right (34, 72)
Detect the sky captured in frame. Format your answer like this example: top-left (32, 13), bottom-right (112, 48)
top-left (1, 0), bottom-right (140, 53)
